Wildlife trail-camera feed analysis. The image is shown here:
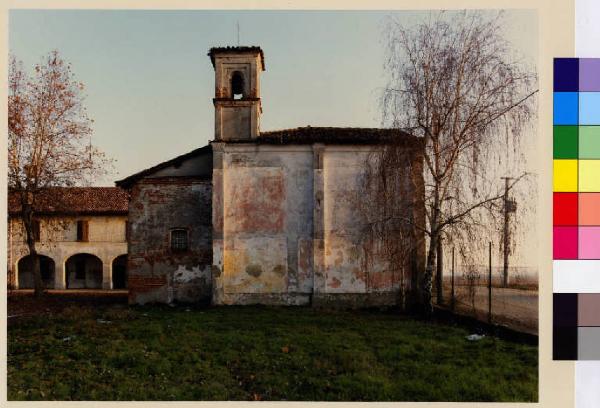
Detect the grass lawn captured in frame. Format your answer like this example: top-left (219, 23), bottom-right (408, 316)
top-left (8, 303), bottom-right (538, 401)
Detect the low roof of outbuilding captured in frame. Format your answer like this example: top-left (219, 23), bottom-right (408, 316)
top-left (115, 145), bottom-right (212, 189)
top-left (8, 187), bottom-right (129, 216)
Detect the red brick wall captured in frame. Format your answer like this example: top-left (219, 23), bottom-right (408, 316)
top-left (127, 178), bottom-right (212, 304)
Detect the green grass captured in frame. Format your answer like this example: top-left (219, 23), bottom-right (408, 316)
top-left (8, 304), bottom-right (538, 401)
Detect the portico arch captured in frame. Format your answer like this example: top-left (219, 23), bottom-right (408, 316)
top-left (17, 254), bottom-right (56, 289)
top-left (112, 254), bottom-right (128, 289)
top-left (65, 253), bottom-right (103, 289)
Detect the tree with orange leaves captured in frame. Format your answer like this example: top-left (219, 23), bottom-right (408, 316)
top-left (8, 50), bottom-right (112, 297)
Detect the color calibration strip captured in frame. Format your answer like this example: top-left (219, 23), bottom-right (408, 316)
top-left (553, 58), bottom-right (600, 360)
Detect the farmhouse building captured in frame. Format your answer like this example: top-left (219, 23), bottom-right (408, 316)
top-left (8, 188), bottom-right (129, 290)
top-left (116, 46), bottom-right (425, 307)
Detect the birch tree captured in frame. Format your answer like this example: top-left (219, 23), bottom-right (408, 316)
top-left (378, 11), bottom-right (537, 315)
top-left (8, 51), bottom-right (111, 297)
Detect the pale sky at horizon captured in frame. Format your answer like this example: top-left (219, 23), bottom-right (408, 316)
top-left (9, 9), bottom-right (538, 185)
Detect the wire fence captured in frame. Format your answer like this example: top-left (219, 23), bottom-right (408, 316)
top-left (434, 283), bottom-right (538, 335)
top-left (433, 245), bottom-right (538, 335)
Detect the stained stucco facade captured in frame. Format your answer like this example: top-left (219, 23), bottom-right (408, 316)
top-left (7, 188), bottom-right (129, 290)
top-left (211, 140), bottom-right (424, 307)
top-left (117, 46), bottom-right (425, 307)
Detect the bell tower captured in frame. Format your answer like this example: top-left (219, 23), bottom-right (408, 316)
top-left (209, 46), bottom-right (264, 141)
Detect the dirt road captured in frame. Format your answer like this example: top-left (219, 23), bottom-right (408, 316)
top-left (440, 285), bottom-right (538, 335)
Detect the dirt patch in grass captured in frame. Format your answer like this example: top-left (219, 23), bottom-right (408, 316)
top-left (7, 296), bottom-right (538, 402)
top-left (8, 290), bottom-right (128, 323)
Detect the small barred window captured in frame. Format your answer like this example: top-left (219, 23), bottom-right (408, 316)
top-left (170, 229), bottom-right (188, 251)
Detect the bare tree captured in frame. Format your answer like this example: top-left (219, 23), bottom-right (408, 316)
top-left (8, 51), bottom-right (111, 297)
top-left (378, 11), bottom-right (537, 315)
top-left (360, 142), bottom-right (425, 311)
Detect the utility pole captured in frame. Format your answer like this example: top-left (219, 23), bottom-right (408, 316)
top-left (501, 177), bottom-right (517, 288)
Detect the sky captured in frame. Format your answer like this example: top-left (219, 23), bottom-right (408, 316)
top-left (9, 9), bottom-right (538, 184)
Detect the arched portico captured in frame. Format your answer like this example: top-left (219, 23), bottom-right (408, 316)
top-left (112, 254), bottom-right (128, 289)
top-left (65, 253), bottom-right (103, 289)
top-left (17, 254), bottom-right (56, 289)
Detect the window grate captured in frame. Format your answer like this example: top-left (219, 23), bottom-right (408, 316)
top-left (171, 229), bottom-right (188, 251)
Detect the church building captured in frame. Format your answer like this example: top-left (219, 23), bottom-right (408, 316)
top-left (116, 46), bottom-right (425, 307)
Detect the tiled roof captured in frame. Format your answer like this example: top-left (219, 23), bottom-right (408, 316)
top-left (117, 128), bottom-right (421, 190)
top-left (8, 187), bottom-right (129, 216)
top-left (208, 46), bottom-right (265, 70)
top-left (252, 127), bottom-right (423, 146)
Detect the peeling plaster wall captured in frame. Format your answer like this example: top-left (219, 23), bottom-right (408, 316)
top-left (321, 150), bottom-right (399, 297)
top-left (212, 144), bottom-right (314, 305)
top-left (213, 142), bottom-right (425, 308)
top-left (125, 140), bottom-right (423, 307)
top-left (320, 147), bottom-right (425, 308)
top-left (128, 179), bottom-right (212, 304)
top-left (322, 150), bottom-right (371, 294)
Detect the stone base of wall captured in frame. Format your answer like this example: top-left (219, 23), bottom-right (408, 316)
top-left (173, 283), bottom-right (212, 304)
top-left (213, 292), bottom-right (312, 306)
top-left (129, 286), bottom-right (169, 305)
top-left (130, 278), bottom-right (213, 305)
top-left (312, 292), bottom-right (402, 309)
top-left (128, 275), bottom-right (169, 305)
top-left (212, 291), bottom-right (406, 309)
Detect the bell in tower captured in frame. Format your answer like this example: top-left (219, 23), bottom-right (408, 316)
top-left (208, 46), bottom-right (264, 141)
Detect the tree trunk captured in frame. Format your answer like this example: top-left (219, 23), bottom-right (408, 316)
top-left (421, 185), bottom-right (441, 318)
top-left (436, 237), bottom-right (443, 305)
top-left (421, 231), bottom-right (438, 317)
top-left (22, 203), bottom-right (44, 298)
top-left (28, 243), bottom-right (43, 298)
top-left (503, 178), bottom-right (510, 288)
